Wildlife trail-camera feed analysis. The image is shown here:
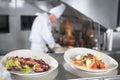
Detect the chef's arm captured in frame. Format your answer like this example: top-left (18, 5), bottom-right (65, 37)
top-left (41, 23), bottom-right (55, 49)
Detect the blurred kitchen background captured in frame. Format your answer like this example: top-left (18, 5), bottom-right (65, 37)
top-left (0, 0), bottom-right (120, 53)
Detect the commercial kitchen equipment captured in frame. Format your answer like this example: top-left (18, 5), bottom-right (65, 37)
top-left (0, 0), bottom-right (120, 80)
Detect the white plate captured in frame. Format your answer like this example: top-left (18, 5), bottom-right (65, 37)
top-left (0, 49), bottom-right (58, 77)
top-left (64, 47), bottom-right (119, 73)
top-left (11, 69), bottom-right (58, 80)
top-left (53, 47), bottom-right (68, 54)
top-left (63, 63), bottom-right (118, 78)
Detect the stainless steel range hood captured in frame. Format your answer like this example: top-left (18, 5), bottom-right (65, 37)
top-left (61, 0), bottom-right (119, 29)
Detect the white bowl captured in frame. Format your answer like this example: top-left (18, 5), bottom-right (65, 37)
top-left (53, 47), bottom-right (68, 54)
top-left (64, 47), bottom-right (119, 73)
top-left (11, 69), bottom-right (58, 80)
top-left (0, 49), bottom-right (58, 77)
top-left (63, 63), bottom-right (118, 78)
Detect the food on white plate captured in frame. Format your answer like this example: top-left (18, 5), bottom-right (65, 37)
top-left (5, 56), bottom-right (51, 73)
top-left (72, 53), bottom-right (106, 69)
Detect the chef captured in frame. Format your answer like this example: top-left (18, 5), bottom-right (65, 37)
top-left (29, 3), bottom-right (66, 53)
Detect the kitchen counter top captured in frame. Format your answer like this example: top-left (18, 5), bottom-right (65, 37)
top-left (0, 51), bottom-right (120, 80)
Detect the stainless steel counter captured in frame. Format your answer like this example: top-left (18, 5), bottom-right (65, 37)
top-left (0, 51), bottom-right (120, 80)
top-left (49, 53), bottom-right (79, 80)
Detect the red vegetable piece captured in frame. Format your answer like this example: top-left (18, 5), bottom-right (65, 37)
top-left (91, 63), bottom-right (97, 69)
top-left (99, 62), bottom-right (106, 69)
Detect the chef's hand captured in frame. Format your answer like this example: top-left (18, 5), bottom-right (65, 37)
top-left (55, 43), bottom-right (61, 48)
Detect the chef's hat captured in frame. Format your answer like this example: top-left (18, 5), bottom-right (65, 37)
top-left (49, 3), bottom-right (66, 19)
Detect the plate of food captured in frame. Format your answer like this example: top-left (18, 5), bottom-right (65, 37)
top-left (53, 47), bottom-right (68, 54)
top-left (64, 47), bottom-right (118, 73)
top-left (0, 49), bottom-right (58, 77)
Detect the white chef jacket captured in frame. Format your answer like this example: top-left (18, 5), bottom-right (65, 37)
top-left (29, 13), bottom-right (55, 53)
